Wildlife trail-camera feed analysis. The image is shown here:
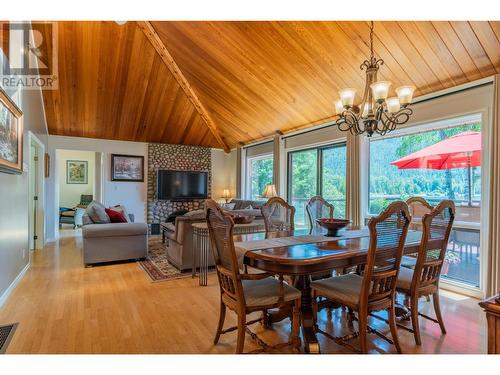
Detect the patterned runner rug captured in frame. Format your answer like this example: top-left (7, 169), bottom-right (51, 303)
top-left (138, 236), bottom-right (193, 282)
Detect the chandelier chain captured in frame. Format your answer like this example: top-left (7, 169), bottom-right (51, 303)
top-left (370, 21), bottom-right (374, 59)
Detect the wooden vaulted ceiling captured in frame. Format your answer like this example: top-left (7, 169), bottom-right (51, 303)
top-left (41, 21), bottom-right (500, 150)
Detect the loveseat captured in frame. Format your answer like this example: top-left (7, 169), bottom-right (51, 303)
top-left (82, 202), bottom-right (148, 266)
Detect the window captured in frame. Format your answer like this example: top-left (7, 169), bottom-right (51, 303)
top-left (368, 118), bottom-right (481, 287)
top-left (288, 143), bottom-right (347, 228)
top-left (246, 154), bottom-right (273, 200)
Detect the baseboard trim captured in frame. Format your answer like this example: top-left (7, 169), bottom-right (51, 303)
top-left (0, 262), bottom-right (30, 308)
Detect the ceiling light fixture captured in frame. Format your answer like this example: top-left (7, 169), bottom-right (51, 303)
top-left (334, 22), bottom-right (415, 137)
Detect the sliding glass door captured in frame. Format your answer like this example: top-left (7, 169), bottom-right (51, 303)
top-left (288, 143), bottom-right (347, 229)
top-left (367, 115), bottom-right (482, 288)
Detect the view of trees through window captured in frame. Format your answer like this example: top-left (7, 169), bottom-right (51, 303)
top-left (369, 123), bottom-right (481, 214)
top-left (247, 155), bottom-right (273, 200)
top-left (288, 144), bottom-right (346, 228)
top-left (369, 121), bottom-right (482, 287)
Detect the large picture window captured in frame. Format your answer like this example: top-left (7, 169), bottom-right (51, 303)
top-left (368, 117), bottom-right (482, 287)
top-left (288, 143), bottom-right (346, 228)
top-left (246, 154), bottom-right (273, 200)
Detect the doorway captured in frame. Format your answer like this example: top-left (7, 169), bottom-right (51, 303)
top-left (28, 132), bottom-right (45, 250)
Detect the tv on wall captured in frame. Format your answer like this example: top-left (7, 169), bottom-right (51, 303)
top-left (157, 170), bottom-right (208, 200)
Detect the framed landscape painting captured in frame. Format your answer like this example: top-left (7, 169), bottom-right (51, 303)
top-left (66, 160), bottom-right (88, 184)
top-left (0, 87), bottom-right (23, 174)
top-left (111, 154), bottom-right (144, 182)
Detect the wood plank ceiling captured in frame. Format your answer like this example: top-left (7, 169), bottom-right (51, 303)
top-left (41, 21), bottom-right (500, 150)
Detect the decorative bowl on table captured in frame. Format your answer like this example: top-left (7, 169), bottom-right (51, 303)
top-left (229, 214), bottom-right (254, 224)
top-left (316, 218), bottom-right (351, 237)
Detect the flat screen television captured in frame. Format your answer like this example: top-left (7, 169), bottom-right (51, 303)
top-left (157, 170), bottom-right (208, 200)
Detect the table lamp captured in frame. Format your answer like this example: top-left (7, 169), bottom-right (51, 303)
top-left (262, 184), bottom-right (277, 198)
top-left (221, 189), bottom-right (231, 203)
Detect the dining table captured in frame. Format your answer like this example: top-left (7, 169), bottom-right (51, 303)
top-left (233, 227), bottom-right (431, 354)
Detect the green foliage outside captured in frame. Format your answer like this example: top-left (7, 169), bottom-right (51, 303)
top-left (369, 123), bottom-right (481, 214)
top-left (249, 157), bottom-right (273, 200)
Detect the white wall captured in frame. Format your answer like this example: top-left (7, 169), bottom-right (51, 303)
top-left (46, 136), bottom-right (148, 240)
top-left (57, 150), bottom-right (95, 208)
top-left (0, 84), bottom-right (48, 301)
top-left (211, 149), bottom-right (238, 201)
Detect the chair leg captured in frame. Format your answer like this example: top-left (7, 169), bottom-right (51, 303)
top-left (358, 311), bottom-right (368, 354)
top-left (432, 291), bottom-right (447, 334)
top-left (291, 299), bottom-right (301, 351)
top-left (410, 295), bottom-right (421, 345)
top-left (312, 291), bottom-right (318, 324)
top-left (388, 305), bottom-right (402, 354)
top-left (236, 312), bottom-right (246, 354)
top-left (214, 300), bottom-right (226, 344)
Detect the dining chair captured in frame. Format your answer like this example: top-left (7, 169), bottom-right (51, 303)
top-left (395, 200), bottom-right (455, 345)
top-left (205, 199), bottom-right (302, 353)
top-left (306, 195), bottom-right (334, 234)
top-left (261, 197), bottom-right (295, 234)
top-left (311, 201), bottom-right (411, 353)
top-left (401, 197), bottom-right (434, 269)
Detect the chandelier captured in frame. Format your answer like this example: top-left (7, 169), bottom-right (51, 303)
top-left (334, 22), bottom-right (415, 137)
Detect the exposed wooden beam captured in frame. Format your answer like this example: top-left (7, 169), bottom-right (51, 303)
top-left (136, 21), bottom-right (230, 152)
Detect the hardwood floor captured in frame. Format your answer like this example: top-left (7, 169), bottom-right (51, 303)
top-left (0, 229), bottom-right (487, 354)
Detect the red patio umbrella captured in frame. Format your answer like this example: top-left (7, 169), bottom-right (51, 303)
top-left (390, 131), bottom-right (481, 205)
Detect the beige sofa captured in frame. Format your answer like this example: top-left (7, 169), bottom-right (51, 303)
top-left (165, 214), bottom-right (210, 271)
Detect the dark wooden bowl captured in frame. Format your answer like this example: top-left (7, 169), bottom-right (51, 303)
top-left (230, 214), bottom-right (255, 224)
top-left (316, 218), bottom-right (351, 237)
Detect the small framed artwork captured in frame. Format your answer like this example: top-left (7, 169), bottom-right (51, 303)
top-left (111, 154), bottom-right (144, 182)
top-left (0, 87), bottom-right (23, 174)
top-left (66, 160), bottom-right (88, 184)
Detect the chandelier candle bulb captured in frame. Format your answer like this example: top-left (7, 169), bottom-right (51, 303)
top-left (339, 88), bottom-right (356, 107)
top-left (396, 85), bottom-right (415, 105)
top-left (362, 103), bottom-right (370, 118)
top-left (370, 81), bottom-right (391, 101)
top-left (386, 97), bottom-right (401, 113)
top-left (335, 100), bottom-right (345, 115)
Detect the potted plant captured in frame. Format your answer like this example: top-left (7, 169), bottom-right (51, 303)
top-left (426, 249), bottom-right (461, 276)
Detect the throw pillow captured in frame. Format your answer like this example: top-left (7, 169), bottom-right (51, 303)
top-left (244, 205), bottom-right (253, 210)
top-left (105, 208), bottom-right (127, 223)
top-left (222, 203), bottom-right (236, 210)
top-left (111, 205), bottom-right (131, 222)
top-left (86, 200), bottom-right (110, 224)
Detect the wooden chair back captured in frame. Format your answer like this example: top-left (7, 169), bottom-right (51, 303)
top-left (261, 197), bottom-right (296, 233)
top-left (306, 195), bottom-right (334, 234)
top-left (205, 200), bottom-right (244, 303)
top-left (362, 201), bottom-right (411, 310)
top-left (406, 197), bottom-right (433, 231)
top-left (412, 200), bottom-right (455, 290)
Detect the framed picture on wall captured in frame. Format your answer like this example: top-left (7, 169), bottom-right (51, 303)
top-left (111, 154), bottom-right (144, 182)
top-left (0, 87), bottom-right (23, 174)
top-left (66, 160), bottom-right (88, 184)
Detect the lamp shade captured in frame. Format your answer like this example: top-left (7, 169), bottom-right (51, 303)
top-left (262, 184), bottom-right (277, 198)
top-left (221, 189), bottom-right (231, 199)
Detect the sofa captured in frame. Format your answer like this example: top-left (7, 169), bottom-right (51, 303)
top-left (225, 199), bottom-right (267, 218)
top-left (82, 203), bottom-right (148, 266)
top-left (165, 211), bottom-right (208, 271)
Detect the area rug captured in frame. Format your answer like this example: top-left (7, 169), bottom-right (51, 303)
top-left (138, 236), bottom-right (193, 282)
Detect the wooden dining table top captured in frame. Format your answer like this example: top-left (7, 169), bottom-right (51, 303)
top-left (234, 227), bottom-right (429, 275)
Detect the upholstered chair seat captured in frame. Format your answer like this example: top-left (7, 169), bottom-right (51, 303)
top-left (242, 277), bottom-right (301, 307)
top-left (400, 255), bottom-right (417, 269)
top-left (310, 274), bottom-right (363, 307)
